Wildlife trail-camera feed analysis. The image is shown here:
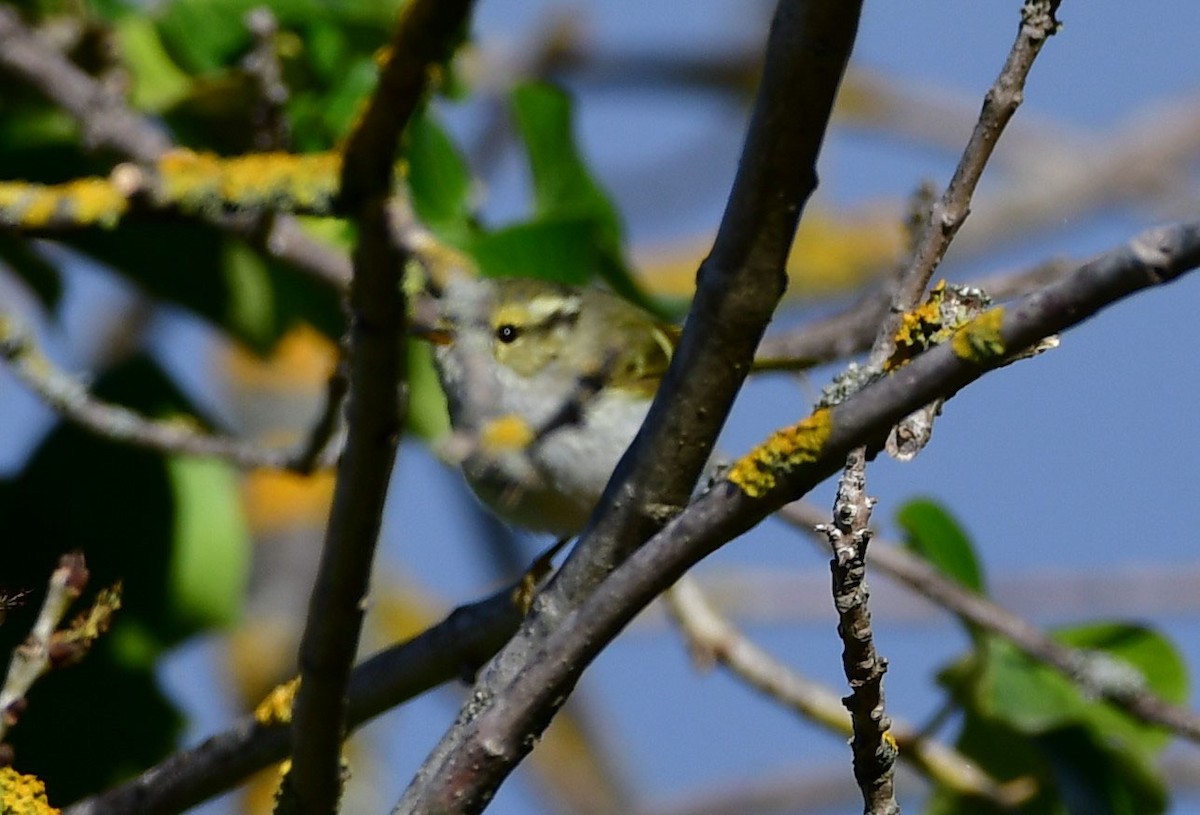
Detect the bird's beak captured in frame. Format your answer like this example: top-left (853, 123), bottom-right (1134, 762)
top-left (409, 321), bottom-right (454, 346)
top-left (409, 291), bottom-right (454, 345)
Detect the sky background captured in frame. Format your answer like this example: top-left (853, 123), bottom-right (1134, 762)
top-left (6, 0), bottom-right (1200, 813)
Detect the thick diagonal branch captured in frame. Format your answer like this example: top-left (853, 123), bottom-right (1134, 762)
top-left (393, 2), bottom-right (864, 811)
top-left (387, 217), bottom-right (1200, 815)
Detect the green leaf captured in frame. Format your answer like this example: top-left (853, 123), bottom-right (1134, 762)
top-left (896, 497), bottom-right (985, 593)
top-left (407, 109), bottom-right (474, 245)
top-left (155, 0), bottom-right (259, 74)
top-left (223, 240), bottom-right (277, 350)
top-left (166, 456), bottom-right (250, 630)
top-left (1054, 622), bottom-right (1188, 755)
top-left (936, 622), bottom-right (1186, 815)
top-left (924, 709), bottom-right (1059, 815)
top-left (508, 82), bottom-right (664, 313)
top-left (118, 15), bottom-right (193, 111)
top-left (510, 82), bottom-right (623, 248)
top-left (926, 713), bottom-right (1167, 815)
top-left (1037, 725), bottom-right (1166, 815)
top-left (949, 625), bottom-right (1186, 757)
top-left (468, 218), bottom-right (613, 285)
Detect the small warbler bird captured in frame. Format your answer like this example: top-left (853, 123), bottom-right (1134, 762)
top-left (417, 275), bottom-right (678, 538)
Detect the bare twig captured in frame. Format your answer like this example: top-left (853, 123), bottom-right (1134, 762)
top-left (0, 554), bottom-right (92, 745)
top-left (284, 0), bottom-right (477, 810)
top-left (241, 7), bottom-right (291, 151)
top-left (818, 453), bottom-right (898, 814)
top-left (0, 314), bottom-right (340, 472)
top-left (780, 501), bottom-right (1200, 744)
top-left (809, 9), bottom-right (1063, 805)
top-left (876, 0), bottom-right (1062, 349)
top-left (65, 586), bottom-right (520, 815)
top-left (393, 2), bottom-right (864, 811)
top-left (665, 576), bottom-right (1032, 808)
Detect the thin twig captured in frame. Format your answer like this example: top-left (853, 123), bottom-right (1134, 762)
top-left (818, 452), bottom-right (898, 814)
top-left (284, 1), bottom-right (478, 810)
top-left (780, 501), bottom-right (1200, 744)
top-left (875, 0), bottom-right (1062, 351)
top-left (393, 2), bottom-right (864, 811)
top-left (0, 314), bottom-right (341, 472)
top-left (241, 7), bottom-right (291, 152)
top-left (664, 576), bottom-right (1032, 808)
top-left (0, 554), bottom-right (90, 745)
top-left (812, 9), bottom-right (1062, 806)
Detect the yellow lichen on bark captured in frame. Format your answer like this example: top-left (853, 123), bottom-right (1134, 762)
top-left (158, 150), bottom-right (341, 214)
top-left (0, 767), bottom-right (60, 815)
top-left (220, 152), bottom-right (341, 212)
top-left (727, 408), bottom-right (833, 498)
top-left (255, 676), bottom-right (301, 726)
top-left (158, 149), bottom-right (224, 212)
top-left (951, 307), bottom-right (1007, 363)
top-left (60, 179), bottom-right (128, 227)
top-left (886, 281), bottom-right (950, 371)
top-left (0, 178), bottom-right (127, 229)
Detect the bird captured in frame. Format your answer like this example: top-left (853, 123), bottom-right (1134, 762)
top-left (414, 274), bottom-right (678, 539)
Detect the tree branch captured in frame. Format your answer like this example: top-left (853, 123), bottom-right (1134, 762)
top-left (63, 586), bottom-right (519, 815)
top-left (0, 5), bottom-right (351, 290)
top-left (390, 216), bottom-right (1200, 815)
top-left (0, 313), bottom-right (342, 472)
top-left (754, 257), bottom-right (1075, 369)
top-left (877, 0), bottom-right (1061, 344)
top-left (393, 1), bottom-right (864, 811)
top-left (818, 452), bottom-right (898, 814)
top-left (665, 576), bottom-right (1032, 808)
top-left (283, 1), bottom-right (477, 811)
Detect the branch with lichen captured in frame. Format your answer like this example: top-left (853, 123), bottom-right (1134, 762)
top-left (382, 215), bottom-right (1200, 815)
top-left (1, 766), bottom-right (60, 815)
top-left (0, 151), bottom-right (342, 231)
top-left (665, 576), bottom-right (1034, 808)
top-left (0, 553), bottom-right (120, 751)
top-left (393, 1), bottom-right (865, 810)
top-left (0, 5), bottom-right (350, 290)
top-left (60, 217), bottom-right (1200, 815)
top-left (0, 315), bottom-right (341, 473)
top-left (791, 9), bottom-right (1060, 808)
top-left (877, 0), bottom-right (1062, 347)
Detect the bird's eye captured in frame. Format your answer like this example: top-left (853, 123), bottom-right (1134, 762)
top-left (496, 324), bottom-right (520, 344)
